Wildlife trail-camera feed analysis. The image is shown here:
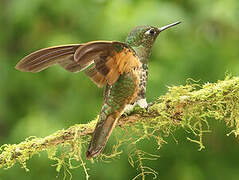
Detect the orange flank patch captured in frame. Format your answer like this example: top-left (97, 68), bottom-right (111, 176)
top-left (105, 48), bottom-right (141, 85)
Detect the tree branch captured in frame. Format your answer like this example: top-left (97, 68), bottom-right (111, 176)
top-left (1, 76), bottom-right (239, 170)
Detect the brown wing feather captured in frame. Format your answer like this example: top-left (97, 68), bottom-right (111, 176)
top-left (74, 41), bottom-right (114, 61)
top-left (16, 45), bottom-right (81, 73)
top-left (84, 65), bottom-right (106, 88)
top-left (16, 41), bottom-right (140, 87)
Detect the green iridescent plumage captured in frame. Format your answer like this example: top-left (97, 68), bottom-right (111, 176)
top-left (86, 72), bottom-right (139, 157)
top-left (86, 22), bottom-right (181, 158)
top-left (15, 21), bottom-right (181, 159)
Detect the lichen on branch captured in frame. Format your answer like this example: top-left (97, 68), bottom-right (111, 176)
top-left (1, 76), bottom-right (239, 175)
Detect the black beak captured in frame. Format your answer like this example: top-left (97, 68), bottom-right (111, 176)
top-left (158, 21), bottom-right (181, 32)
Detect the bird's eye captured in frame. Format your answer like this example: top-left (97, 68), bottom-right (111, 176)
top-left (145, 28), bottom-right (155, 35)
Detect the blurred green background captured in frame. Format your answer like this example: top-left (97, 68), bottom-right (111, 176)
top-left (1, 0), bottom-right (239, 179)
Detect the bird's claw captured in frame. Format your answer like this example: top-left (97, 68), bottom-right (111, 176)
top-left (146, 102), bottom-right (154, 113)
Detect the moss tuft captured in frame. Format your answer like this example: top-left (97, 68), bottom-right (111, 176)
top-left (1, 76), bottom-right (239, 179)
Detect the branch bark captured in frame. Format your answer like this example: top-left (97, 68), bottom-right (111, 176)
top-left (1, 76), bottom-right (239, 169)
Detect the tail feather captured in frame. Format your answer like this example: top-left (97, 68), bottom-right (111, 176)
top-left (86, 112), bottom-right (120, 159)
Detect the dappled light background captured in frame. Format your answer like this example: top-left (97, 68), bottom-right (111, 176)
top-left (1, 0), bottom-right (239, 179)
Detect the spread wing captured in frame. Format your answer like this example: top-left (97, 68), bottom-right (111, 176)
top-left (16, 41), bottom-right (141, 87)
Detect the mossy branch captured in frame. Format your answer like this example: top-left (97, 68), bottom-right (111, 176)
top-left (1, 76), bottom-right (239, 172)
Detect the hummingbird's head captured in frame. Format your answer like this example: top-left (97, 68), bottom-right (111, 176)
top-left (126, 21), bottom-right (181, 48)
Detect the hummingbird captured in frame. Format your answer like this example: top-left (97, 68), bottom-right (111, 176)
top-left (15, 21), bottom-right (181, 159)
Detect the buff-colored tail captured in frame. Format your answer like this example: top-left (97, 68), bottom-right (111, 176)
top-left (86, 112), bottom-right (120, 159)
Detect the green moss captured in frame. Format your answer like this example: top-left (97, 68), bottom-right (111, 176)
top-left (0, 76), bottom-right (239, 179)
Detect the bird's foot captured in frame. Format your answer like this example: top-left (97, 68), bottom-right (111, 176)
top-left (145, 102), bottom-right (154, 113)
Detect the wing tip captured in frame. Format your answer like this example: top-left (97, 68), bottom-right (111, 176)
top-left (15, 61), bottom-right (27, 72)
top-left (15, 61), bottom-right (39, 73)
